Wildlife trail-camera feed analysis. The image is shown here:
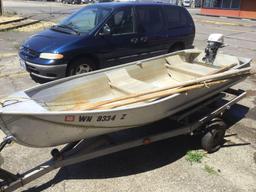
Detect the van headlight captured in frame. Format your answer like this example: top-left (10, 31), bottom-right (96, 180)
top-left (39, 53), bottom-right (64, 60)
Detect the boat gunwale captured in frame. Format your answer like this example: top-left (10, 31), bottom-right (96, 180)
top-left (1, 91), bottom-right (181, 115)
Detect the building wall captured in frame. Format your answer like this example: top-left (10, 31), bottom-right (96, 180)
top-left (240, 0), bottom-right (256, 18)
top-left (201, 8), bottom-right (240, 17)
top-left (201, 0), bottom-right (256, 19)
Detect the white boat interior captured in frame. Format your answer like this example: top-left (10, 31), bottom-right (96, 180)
top-left (28, 50), bottom-right (240, 111)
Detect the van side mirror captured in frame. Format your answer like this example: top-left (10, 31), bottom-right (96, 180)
top-left (99, 24), bottom-right (111, 36)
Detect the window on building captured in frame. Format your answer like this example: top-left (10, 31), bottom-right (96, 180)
top-left (203, 0), bottom-right (210, 7)
top-left (203, 0), bottom-right (217, 8)
top-left (203, 0), bottom-right (240, 9)
top-left (231, 0), bottom-right (240, 9)
top-left (222, 0), bottom-right (232, 8)
top-left (213, 0), bottom-right (222, 8)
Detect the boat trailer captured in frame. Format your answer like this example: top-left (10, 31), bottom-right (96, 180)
top-left (0, 88), bottom-right (247, 192)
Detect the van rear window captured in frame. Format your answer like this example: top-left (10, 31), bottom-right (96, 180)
top-left (163, 7), bottom-right (189, 29)
top-left (136, 6), bottom-right (164, 34)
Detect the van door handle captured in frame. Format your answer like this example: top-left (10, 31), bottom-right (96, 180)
top-left (140, 36), bottom-right (148, 43)
top-left (130, 38), bottom-right (138, 44)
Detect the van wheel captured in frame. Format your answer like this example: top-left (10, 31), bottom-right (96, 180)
top-left (67, 58), bottom-right (96, 76)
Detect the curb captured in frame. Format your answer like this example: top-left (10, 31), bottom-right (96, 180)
top-left (0, 20), bottom-right (41, 32)
top-left (0, 53), bottom-right (17, 58)
top-left (0, 17), bottom-right (30, 25)
top-left (196, 13), bottom-right (256, 22)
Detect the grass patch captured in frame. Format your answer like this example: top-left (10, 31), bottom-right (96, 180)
top-left (186, 150), bottom-right (205, 164)
top-left (14, 43), bottom-right (20, 50)
top-left (204, 164), bottom-right (218, 175)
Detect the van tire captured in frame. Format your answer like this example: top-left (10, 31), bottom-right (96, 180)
top-left (67, 58), bottom-right (96, 76)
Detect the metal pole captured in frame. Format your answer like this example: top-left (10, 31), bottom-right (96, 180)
top-left (0, 0), bottom-right (3, 16)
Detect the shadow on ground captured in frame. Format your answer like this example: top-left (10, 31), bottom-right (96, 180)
top-left (22, 103), bottom-right (249, 192)
top-left (223, 102), bottom-right (250, 126)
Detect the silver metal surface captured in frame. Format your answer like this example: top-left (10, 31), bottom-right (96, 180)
top-left (0, 78), bottom-right (244, 147)
top-left (26, 61), bottom-right (67, 69)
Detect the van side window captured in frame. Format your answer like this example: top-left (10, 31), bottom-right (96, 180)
top-left (136, 7), bottom-right (164, 34)
top-left (107, 8), bottom-right (134, 35)
top-left (164, 7), bottom-right (187, 29)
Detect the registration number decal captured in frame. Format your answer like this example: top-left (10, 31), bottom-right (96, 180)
top-left (65, 114), bottom-right (128, 123)
top-left (97, 115), bottom-right (116, 122)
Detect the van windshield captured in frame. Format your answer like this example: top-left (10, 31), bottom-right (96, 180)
top-left (58, 6), bottom-right (112, 34)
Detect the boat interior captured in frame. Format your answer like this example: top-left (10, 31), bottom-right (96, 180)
top-left (28, 50), bottom-right (240, 111)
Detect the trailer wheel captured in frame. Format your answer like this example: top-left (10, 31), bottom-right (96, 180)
top-left (201, 118), bottom-right (227, 153)
top-left (51, 148), bottom-right (62, 160)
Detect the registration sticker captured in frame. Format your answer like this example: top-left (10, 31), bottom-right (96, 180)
top-left (65, 115), bottom-right (75, 122)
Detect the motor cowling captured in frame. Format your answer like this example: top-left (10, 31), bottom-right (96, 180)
top-left (203, 34), bottom-right (224, 64)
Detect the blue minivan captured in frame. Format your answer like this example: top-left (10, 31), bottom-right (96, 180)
top-left (19, 2), bottom-right (195, 83)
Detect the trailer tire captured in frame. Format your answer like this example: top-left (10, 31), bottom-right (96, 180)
top-left (201, 119), bottom-right (227, 153)
top-left (51, 148), bottom-right (62, 160)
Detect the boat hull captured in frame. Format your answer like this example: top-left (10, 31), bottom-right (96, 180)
top-left (0, 77), bottom-right (244, 147)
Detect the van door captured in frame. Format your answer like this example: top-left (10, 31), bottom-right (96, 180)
top-left (95, 7), bottom-right (141, 67)
top-left (135, 6), bottom-right (167, 59)
top-left (163, 6), bottom-right (195, 51)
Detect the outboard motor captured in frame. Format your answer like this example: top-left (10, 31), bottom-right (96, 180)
top-left (203, 33), bottom-right (224, 64)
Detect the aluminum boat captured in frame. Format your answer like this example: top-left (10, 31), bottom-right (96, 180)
top-left (0, 49), bottom-right (251, 147)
